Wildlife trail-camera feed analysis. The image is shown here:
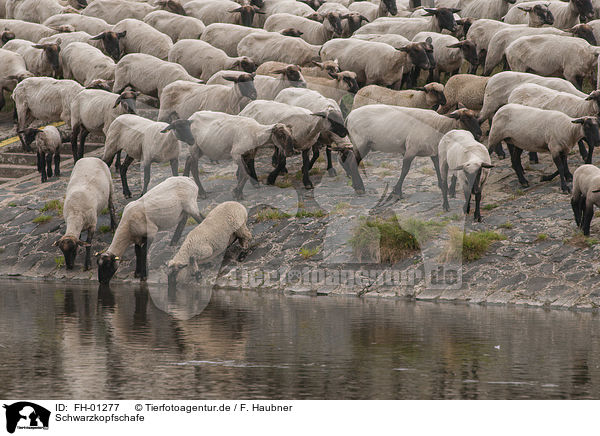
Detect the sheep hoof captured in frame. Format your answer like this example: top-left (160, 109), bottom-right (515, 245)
top-left (304, 182), bottom-right (314, 190)
top-left (140, 276), bottom-right (147, 282)
top-left (232, 189), bottom-right (244, 200)
top-left (134, 271), bottom-right (140, 278)
top-left (327, 168), bottom-right (337, 177)
top-left (443, 204), bottom-right (450, 212)
top-left (250, 179), bottom-right (260, 188)
top-left (238, 250), bottom-right (248, 262)
top-left (498, 153), bottom-right (506, 160)
top-left (198, 191), bottom-right (208, 199)
top-left (354, 188), bottom-right (365, 196)
top-left (124, 191), bottom-right (132, 199)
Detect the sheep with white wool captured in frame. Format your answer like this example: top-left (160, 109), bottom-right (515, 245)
top-left (571, 164), bottom-right (600, 235)
top-left (19, 125), bottom-right (62, 183)
top-left (54, 157), bottom-right (117, 271)
top-left (167, 201), bottom-right (252, 284)
top-left (344, 105), bottom-right (483, 200)
top-left (412, 32), bottom-right (478, 81)
top-left (97, 176), bottom-right (205, 284)
top-left (0, 19), bottom-right (61, 42)
top-left (43, 14), bottom-right (111, 35)
top-left (504, 0), bottom-right (594, 28)
top-left (82, 0), bottom-right (183, 25)
top-left (2, 39), bottom-right (61, 78)
top-left (0, 77), bottom-right (18, 111)
top-left (353, 82), bottom-right (446, 110)
top-left (438, 74), bottom-right (489, 114)
top-left (505, 34), bottom-right (599, 89)
top-left (237, 31), bottom-right (321, 65)
top-left (351, 33), bottom-right (412, 49)
top-left (37, 31), bottom-right (102, 51)
top-left (348, 0), bottom-right (400, 22)
top-left (60, 42), bottom-right (115, 86)
top-left (161, 111), bottom-right (296, 198)
top-left (70, 88), bottom-right (138, 160)
top-left (258, 0), bottom-right (315, 26)
top-left (438, 130), bottom-right (494, 221)
top-left (110, 18), bottom-right (173, 60)
top-left (461, 0), bottom-right (515, 20)
top-left (158, 73), bottom-right (256, 121)
top-left (168, 39), bottom-right (256, 82)
top-left (184, 0), bottom-right (263, 27)
top-left (304, 70), bottom-right (359, 104)
top-left (200, 23), bottom-right (266, 57)
top-left (102, 114), bottom-right (196, 198)
top-left (264, 12), bottom-right (343, 45)
top-left (488, 104), bottom-right (600, 192)
top-left (6, 0), bottom-right (80, 24)
top-left (0, 48), bottom-right (34, 83)
top-left (464, 19), bottom-right (512, 72)
top-left (143, 10), bottom-right (206, 42)
top-left (112, 53), bottom-right (199, 99)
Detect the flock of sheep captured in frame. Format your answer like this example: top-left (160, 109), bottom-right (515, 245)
top-left (3, 0), bottom-right (600, 284)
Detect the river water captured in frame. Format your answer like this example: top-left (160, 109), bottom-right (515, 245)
top-left (1, 279), bottom-right (599, 399)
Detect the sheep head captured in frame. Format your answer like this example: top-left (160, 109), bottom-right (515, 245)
top-left (313, 110), bottom-right (347, 137)
top-left (417, 82), bottom-right (446, 109)
top-left (341, 13), bottom-right (369, 35)
top-left (447, 40), bottom-right (478, 67)
top-left (330, 70), bottom-right (359, 94)
top-left (156, 0), bottom-right (186, 16)
top-left (229, 5), bottom-right (263, 27)
top-left (573, 117), bottom-right (600, 152)
top-left (233, 56), bottom-right (257, 74)
top-left (223, 73), bottom-right (257, 100)
top-left (53, 236), bottom-right (90, 270)
top-left (270, 123), bottom-right (296, 157)
top-left (97, 252), bottom-right (120, 285)
top-left (446, 108), bottom-right (482, 140)
top-left (313, 59), bottom-right (341, 77)
top-left (17, 128), bottom-right (42, 152)
top-left (568, 24), bottom-right (596, 45)
top-left (32, 42), bottom-right (61, 77)
top-left (398, 40), bottom-right (433, 71)
top-left (572, 0), bottom-right (594, 22)
top-left (90, 31), bottom-right (126, 61)
top-left (322, 12), bottom-right (344, 37)
top-left (422, 8), bottom-right (460, 33)
top-left (1, 30), bottom-right (15, 43)
top-left (381, 0), bottom-right (398, 16)
top-left (113, 89), bottom-right (139, 114)
top-left (161, 119), bottom-right (195, 145)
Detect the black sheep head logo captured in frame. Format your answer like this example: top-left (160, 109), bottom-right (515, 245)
top-left (3, 402), bottom-right (50, 434)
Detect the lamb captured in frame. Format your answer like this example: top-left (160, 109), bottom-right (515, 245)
top-left (571, 164), bottom-right (600, 235)
top-left (460, 0), bottom-right (516, 20)
top-left (487, 104), bottom-right (600, 192)
top-left (168, 39), bottom-right (256, 82)
top-left (200, 23), bottom-right (266, 57)
top-left (505, 34), bottom-right (599, 89)
top-left (43, 13), bottom-right (111, 35)
top-left (82, 0), bottom-right (167, 24)
top-left (143, 10), bottom-right (206, 42)
top-left (53, 157), bottom-right (117, 270)
top-left (112, 53), bottom-right (199, 99)
top-left (239, 99), bottom-right (341, 189)
top-left (508, 83), bottom-right (600, 162)
top-left (304, 71), bottom-right (359, 104)
top-left (160, 111), bottom-right (296, 198)
top-left (344, 105), bottom-right (482, 200)
top-left (60, 42), bottom-right (115, 86)
top-left (504, 0), bottom-right (594, 28)
top-left (256, 59), bottom-right (340, 78)
top-left (0, 19), bottom-right (59, 42)
top-left (353, 82), bottom-right (446, 110)
top-left (438, 74), bottom-right (489, 114)
top-left (207, 66), bottom-right (306, 100)
top-left (6, 0), bottom-right (79, 24)
top-left (2, 39), bottom-right (61, 78)
top-left (438, 130), bottom-right (493, 222)
top-left (96, 176), bottom-right (205, 284)
top-left (263, 12), bottom-right (343, 45)
top-left (158, 73), bottom-right (256, 121)
top-left (19, 125), bottom-right (62, 183)
top-left (354, 7), bottom-right (460, 39)
top-left (111, 18), bottom-right (174, 60)
top-left (320, 38), bottom-right (432, 88)
top-left (167, 201), bottom-right (251, 284)
top-left (412, 32), bottom-right (478, 81)
top-left (70, 88), bottom-right (138, 160)
top-left (237, 31), bottom-right (321, 65)
top-left (184, 0), bottom-right (263, 27)
top-left (0, 48), bottom-right (34, 83)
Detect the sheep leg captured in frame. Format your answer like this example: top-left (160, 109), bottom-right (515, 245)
top-left (120, 155), bottom-right (134, 198)
top-left (572, 194), bottom-right (584, 228)
top-left (389, 155), bottom-right (415, 201)
top-left (440, 164), bottom-right (450, 212)
top-left (140, 237), bottom-right (149, 281)
top-left (463, 183), bottom-right (472, 215)
top-left (578, 139), bottom-right (589, 163)
top-left (493, 143), bottom-right (506, 159)
top-left (243, 154), bottom-right (259, 187)
top-left (46, 153), bottom-right (53, 178)
top-left (84, 229), bottom-right (94, 271)
top-left (71, 123), bottom-right (81, 161)
top-left (108, 194), bottom-right (117, 232)
top-left (301, 149), bottom-right (313, 189)
top-left (170, 158), bottom-right (178, 176)
top-left (325, 146), bottom-right (336, 176)
top-left (552, 152), bottom-right (571, 193)
top-left (267, 152), bottom-right (286, 185)
top-left (36, 152), bottom-right (43, 172)
top-left (430, 155), bottom-right (443, 190)
top-left (189, 155), bottom-right (208, 199)
top-left (171, 214), bottom-right (187, 246)
top-left (309, 143), bottom-right (320, 170)
top-left (134, 243), bottom-right (142, 278)
top-left (582, 200), bottom-right (594, 236)
top-left (473, 192), bottom-right (482, 222)
top-left (449, 175), bottom-right (457, 198)
top-left (115, 151), bottom-right (121, 171)
top-left (78, 127), bottom-right (89, 160)
top-left (190, 257), bottom-right (201, 282)
top-left (54, 152), bottom-right (60, 177)
top-left (506, 143), bottom-right (528, 187)
top-left (40, 152), bottom-right (47, 183)
top-left (528, 152), bottom-right (538, 164)
top-left (141, 163), bottom-right (151, 197)
top-left (562, 153), bottom-right (573, 182)
top-left (339, 149), bottom-right (365, 195)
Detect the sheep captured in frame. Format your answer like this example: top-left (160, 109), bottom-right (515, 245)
top-left (257, 0), bottom-right (315, 26)
top-left (38, 31), bottom-right (101, 50)
top-left (160, 111), bottom-right (296, 198)
top-left (239, 99), bottom-right (342, 189)
top-left (2, 39), bottom-right (61, 78)
top-left (0, 48), bottom-right (34, 83)
top-left (143, 10), bottom-right (206, 42)
top-left (200, 23), bottom-right (266, 57)
top-left (43, 13), bottom-right (111, 35)
top-left (207, 65), bottom-right (306, 100)
top-left (53, 157), bottom-right (117, 270)
top-left (6, 0), bottom-right (79, 24)
top-left (184, 0), bottom-right (263, 27)
top-left (96, 176), bottom-right (205, 284)
top-left (87, 29), bottom-right (127, 62)
top-left (571, 164), bottom-right (600, 235)
top-left (354, 7), bottom-right (460, 39)
top-left (320, 38), bottom-right (431, 88)
top-left (351, 32), bottom-right (413, 49)
top-left (338, 11), bottom-right (370, 36)
top-left (168, 39), bottom-right (256, 82)
top-left (112, 53), bottom-right (198, 99)
top-left (508, 83), bottom-right (600, 162)
top-left (488, 104), bottom-right (600, 192)
top-left (412, 32), bottom-right (478, 81)
top-left (70, 88), bottom-right (138, 160)
top-left (304, 70), bottom-right (359, 104)
top-left (158, 73), bottom-right (256, 121)
top-left (461, 0), bottom-right (515, 20)
top-left (438, 74), bottom-right (489, 114)
top-left (263, 12), bottom-right (343, 45)
top-left (167, 201), bottom-right (251, 284)
top-left (349, 1), bottom-right (395, 23)
top-left (102, 114), bottom-right (195, 198)
top-left (508, 4), bottom-right (557, 27)
top-left (256, 59), bottom-right (340, 78)
top-left (568, 23), bottom-right (598, 45)
top-left (237, 31), bottom-right (321, 65)
top-left (19, 125), bottom-right (62, 183)
top-left (0, 19), bottom-right (59, 42)
top-left (344, 105), bottom-right (483, 200)
top-left (353, 82), bottom-right (446, 110)
top-left (438, 130), bottom-right (493, 221)
top-left (1, 29), bottom-right (15, 45)
top-left (0, 77), bottom-right (18, 110)
top-left (505, 34), bottom-right (599, 89)
top-left (82, 0), bottom-right (158, 24)
top-left (110, 18), bottom-right (173, 60)
top-left (504, 0), bottom-right (594, 28)
top-left (60, 41), bottom-right (115, 86)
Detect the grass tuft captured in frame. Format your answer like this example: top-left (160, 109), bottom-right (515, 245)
top-left (499, 221), bottom-right (513, 229)
top-left (483, 203), bottom-right (499, 211)
top-left (536, 233), bottom-right (548, 241)
top-left (8, 202), bottom-right (17, 207)
top-left (33, 214), bottom-right (52, 224)
top-left (40, 199), bottom-right (63, 215)
top-left (187, 217), bottom-right (198, 226)
top-left (442, 228), bottom-right (506, 262)
top-left (100, 207), bottom-right (109, 215)
top-left (295, 209), bottom-right (326, 219)
top-left (255, 208), bottom-right (291, 221)
top-left (98, 225), bottom-right (112, 233)
top-left (299, 246), bottom-right (320, 259)
top-left (567, 232), bottom-right (599, 248)
top-left (54, 256), bottom-right (65, 269)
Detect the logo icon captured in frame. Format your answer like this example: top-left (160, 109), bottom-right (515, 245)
top-left (3, 402), bottom-right (50, 434)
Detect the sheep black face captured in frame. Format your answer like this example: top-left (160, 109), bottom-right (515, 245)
top-left (113, 90), bottom-right (139, 114)
top-left (423, 8), bottom-right (460, 33)
top-left (342, 13), bottom-right (369, 34)
top-left (569, 24), bottom-right (596, 45)
top-left (162, 119), bottom-right (195, 145)
top-left (76, 0), bottom-right (88, 8)
top-left (250, 0), bottom-right (264, 8)
top-left (97, 252), bottom-right (120, 285)
top-left (447, 109), bottom-right (482, 140)
top-left (158, 0), bottom-right (186, 15)
top-left (33, 42), bottom-right (61, 78)
top-left (456, 17), bottom-right (474, 38)
top-left (53, 236), bottom-right (90, 270)
top-left (574, 117), bottom-right (600, 156)
top-left (18, 128), bottom-right (41, 153)
top-left (324, 12), bottom-right (344, 36)
top-left (313, 111), bottom-right (347, 137)
top-left (448, 40), bottom-right (478, 67)
top-left (339, 72), bottom-right (359, 94)
top-left (271, 123), bottom-right (296, 157)
top-left (573, 0), bottom-right (594, 22)
top-left (224, 73), bottom-right (257, 100)
top-left (236, 56), bottom-right (257, 73)
top-left (418, 83), bottom-right (446, 108)
top-left (90, 31), bottom-right (126, 62)
top-left (230, 5), bottom-right (263, 27)
top-left (399, 42), bottom-right (432, 71)
top-left (1, 30), bottom-right (15, 43)
top-left (282, 65), bottom-right (306, 87)
top-left (381, 0), bottom-right (398, 16)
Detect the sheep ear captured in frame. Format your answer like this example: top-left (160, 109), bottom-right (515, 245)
top-left (229, 7), bottom-right (243, 13)
top-left (481, 163), bottom-right (494, 169)
top-left (113, 96), bottom-right (121, 108)
top-left (450, 8), bottom-right (461, 13)
top-left (222, 75), bottom-right (240, 82)
top-left (457, 102), bottom-right (467, 109)
top-left (593, 189), bottom-right (600, 193)
top-left (453, 165), bottom-right (464, 171)
top-left (90, 32), bottom-right (105, 40)
top-left (415, 87), bottom-right (426, 91)
top-left (311, 111), bottom-right (328, 118)
top-left (360, 15), bottom-right (370, 22)
top-left (446, 111), bottom-right (460, 119)
top-left (447, 42), bottom-right (463, 48)
top-left (52, 239), bottom-right (60, 246)
top-left (327, 71), bottom-right (339, 79)
top-left (425, 37), bottom-right (433, 45)
top-left (271, 68), bottom-right (287, 75)
top-left (117, 31), bottom-right (126, 38)
top-left (32, 44), bottom-right (45, 49)
top-left (161, 125), bottom-right (173, 133)
top-left (572, 118), bottom-right (585, 124)
top-left (517, 5), bottom-right (532, 11)
top-left (422, 7), bottom-right (437, 15)
top-left (311, 60), bottom-right (324, 68)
